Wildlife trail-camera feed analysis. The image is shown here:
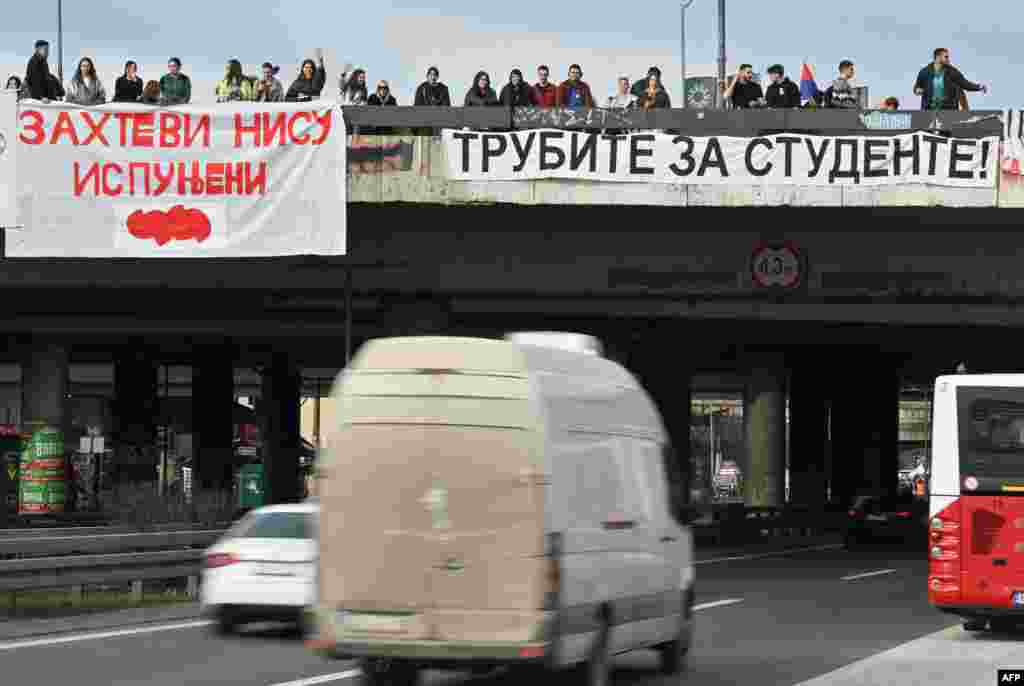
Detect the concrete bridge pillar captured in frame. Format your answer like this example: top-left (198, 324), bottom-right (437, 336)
top-left (113, 348), bottom-right (159, 485)
top-left (192, 346), bottom-right (236, 493)
top-left (829, 352), bottom-right (900, 504)
top-left (743, 356), bottom-right (787, 507)
top-left (260, 354), bottom-right (301, 505)
top-left (20, 342), bottom-right (69, 512)
top-left (788, 360), bottom-right (829, 507)
top-left (627, 345), bottom-right (693, 510)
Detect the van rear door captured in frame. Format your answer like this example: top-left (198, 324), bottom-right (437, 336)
top-left (319, 370), bottom-right (548, 644)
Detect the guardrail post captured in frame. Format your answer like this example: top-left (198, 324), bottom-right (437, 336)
top-left (70, 585), bottom-right (83, 607)
top-left (131, 580), bottom-right (143, 602)
top-left (186, 575), bottom-right (198, 599)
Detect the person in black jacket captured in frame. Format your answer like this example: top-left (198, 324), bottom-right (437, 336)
top-left (764, 64), bottom-right (800, 108)
top-left (23, 40), bottom-right (59, 101)
top-left (913, 48), bottom-right (988, 111)
top-left (464, 71), bottom-right (499, 107)
top-left (499, 69), bottom-right (537, 108)
top-left (5, 76), bottom-right (22, 100)
top-left (413, 66), bottom-right (451, 106)
top-left (113, 61), bottom-right (143, 102)
top-left (724, 64), bottom-right (763, 109)
top-left (367, 80), bottom-right (398, 135)
top-left (286, 55), bottom-right (326, 102)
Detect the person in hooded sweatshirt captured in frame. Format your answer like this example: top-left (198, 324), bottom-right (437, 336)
top-left (23, 40), bottom-right (60, 101)
top-left (556, 64), bottom-right (596, 109)
top-left (414, 66), bottom-right (451, 106)
top-left (114, 61), bottom-right (143, 102)
top-left (464, 71), bottom-right (499, 107)
top-left (339, 66), bottom-right (368, 106)
top-left (499, 69), bottom-right (537, 108)
top-left (286, 54), bottom-right (326, 102)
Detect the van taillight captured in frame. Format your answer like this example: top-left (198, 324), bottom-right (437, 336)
top-left (928, 501), bottom-right (962, 605)
top-left (205, 552), bottom-right (239, 569)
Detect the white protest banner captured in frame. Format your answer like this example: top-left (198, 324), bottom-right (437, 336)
top-left (0, 90), bottom-right (15, 229)
top-left (9, 101), bottom-right (347, 257)
top-left (444, 129), bottom-right (998, 187)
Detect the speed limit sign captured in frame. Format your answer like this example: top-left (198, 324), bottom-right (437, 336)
top-left (751, 242), bottom-right (803, 289)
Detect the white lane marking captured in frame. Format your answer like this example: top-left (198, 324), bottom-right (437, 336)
top-left (841, 569), bottom-right (897, 581)
top-left (693, 598), bottom-right (744, 611)
top-left (268, 670), bottom-right (362, 686)
top-left (0, 620), bottom-right (213, 651)
top-left (696, 543), bottom-right (843, 565)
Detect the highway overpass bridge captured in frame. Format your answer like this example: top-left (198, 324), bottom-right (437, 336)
top-left (1, 106), bottom-right (1022, 519)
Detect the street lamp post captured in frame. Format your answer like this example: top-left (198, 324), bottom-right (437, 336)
top-left (717, 0), bottom-right (726, 109)
top-left (56, 0), bottom-right (63, 82)
top-left (680, 0), bottom-right (695, 109)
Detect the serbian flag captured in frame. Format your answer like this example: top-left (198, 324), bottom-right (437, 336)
top-left (800, 62), bottom-right (820, 103)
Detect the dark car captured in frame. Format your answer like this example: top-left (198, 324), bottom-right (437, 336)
top-left (844, 492), bottom-right (928, 548)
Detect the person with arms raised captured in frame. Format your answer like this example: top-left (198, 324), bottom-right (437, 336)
top-left (914, 48), bottom-right (987, 111)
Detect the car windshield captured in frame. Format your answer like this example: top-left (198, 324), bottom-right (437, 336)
top-left (228, 511), bottom-right (312, 539)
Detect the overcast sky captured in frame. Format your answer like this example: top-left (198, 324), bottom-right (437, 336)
top-left (0, 0), bottom-right (1015, 108)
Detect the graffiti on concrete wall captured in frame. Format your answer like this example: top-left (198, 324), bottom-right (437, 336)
top-left (348, 135), bottom-right (416, 176)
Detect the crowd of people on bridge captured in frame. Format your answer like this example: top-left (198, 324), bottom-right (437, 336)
top-left (4, 40), bottom-right (991, 112)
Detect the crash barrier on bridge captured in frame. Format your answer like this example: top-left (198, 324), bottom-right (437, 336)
top-left (0, 528), bottom-right (224, 604)
top-left (341, 106), bottom-right (1005, 139)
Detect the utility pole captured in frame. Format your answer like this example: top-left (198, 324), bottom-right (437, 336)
top-left (680, 0), bottom-right (695, 108)
top-left (56, 0), bottom-right (64, 82)
top-left (717, 0), bottom-right (726, 109)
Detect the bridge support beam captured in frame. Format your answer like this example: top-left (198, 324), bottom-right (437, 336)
top-left (743, 357), bottom-right (787, 507)
top-left (261, 354), bottom-right (301, 505)
top-left (788, 361), bottom-right (828, 507)
top-left (113, 348), bottom-right (159, 486)
top-left (192, 346), bottom-right (235, 493)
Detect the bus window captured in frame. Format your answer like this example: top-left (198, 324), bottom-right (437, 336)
top-left (958, 387), bottom-right (1024, 483)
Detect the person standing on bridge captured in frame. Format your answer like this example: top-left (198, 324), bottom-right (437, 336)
top-left (829, 60), bottom-right (859, 109)
top-left (66, 57), bottom-right (107, 106)
top-left (557, 64), bottom-right (595, 109)
top-left (160, 57), bottom-right (192, 105)
top-left (913, 48), bottom-right (988, 111)
top-left (414, 67), bottom-right (451, 106)
top-left (464, 71), bottom-right (499, 107)
top-left (255, 63), bottom-right (285, 102)
top-left (500, 69), bottom-right (537, 108)
top-left (215, 59), bottom-right (255, 102)
top-left (339, 66), bottom-right (368, 105)
top-left (764, 64), bottom-right (800, 108)
top-left (5, 76), bottom-right (23, 100)
top-left (723, 64), bottom-right (763, 109)
top-left (23, 40), bottom-right (60, 101)
top-left (532, 65), bottom-right (558, 108)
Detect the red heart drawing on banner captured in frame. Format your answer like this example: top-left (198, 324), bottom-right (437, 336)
top-left (127, 205), bottom-right (212, 246)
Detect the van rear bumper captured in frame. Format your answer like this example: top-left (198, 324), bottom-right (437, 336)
top-left (318, 639), bottom-right (551, 668)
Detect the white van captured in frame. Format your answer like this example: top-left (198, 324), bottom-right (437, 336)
top-left (310, 334), bottom-right (694, 685)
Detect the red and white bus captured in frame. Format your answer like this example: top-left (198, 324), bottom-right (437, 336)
top-left (929, 375), bottom-right (1024, 631)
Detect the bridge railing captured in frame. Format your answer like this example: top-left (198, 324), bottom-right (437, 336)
top-left (341, 106), bottom-right (1006, 139)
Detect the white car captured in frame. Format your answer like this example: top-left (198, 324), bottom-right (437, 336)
top-left (201, 502), bottom-right (318, 634)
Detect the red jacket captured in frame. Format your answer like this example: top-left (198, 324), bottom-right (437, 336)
top-left (532, 82), bottom-right (558, 108)
top-left (556, 79), bottom-right (595, 108)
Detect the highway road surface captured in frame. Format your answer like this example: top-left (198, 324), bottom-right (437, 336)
top-left (2, 543), bottom-right (1010, 686)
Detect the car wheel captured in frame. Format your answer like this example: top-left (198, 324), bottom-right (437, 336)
top-left (361, 658), bottom-right (419, 686)
top-left (963, 618), bottom-right (988, 632)
top-left (572, 621), bottom-right (611, 686)
top-left (214, 608), bottom-right (237, 635)
top-left (657, 616), bottom-right (692, 674)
